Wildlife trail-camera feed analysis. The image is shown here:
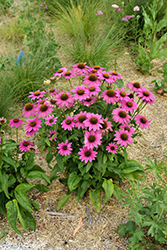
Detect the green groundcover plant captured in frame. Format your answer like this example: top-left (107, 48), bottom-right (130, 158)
top-left (0, 119), bottom-right (50, 235)
top-left (118, 157), bottom-right (167, 250)
top-left (7, 62), bottom-right (155, 213)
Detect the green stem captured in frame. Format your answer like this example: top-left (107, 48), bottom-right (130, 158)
top-left (16, 127), bottom-right (18, 143)
top-left (104, 104), bottom-right (108, 117)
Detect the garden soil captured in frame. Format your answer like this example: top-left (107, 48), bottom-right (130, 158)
top-left (0, 2), bottom-right (167, 250)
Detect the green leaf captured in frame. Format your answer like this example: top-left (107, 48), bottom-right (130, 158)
top-left (16, 203), bottom-right (28, 232)
top-left (113, 184), bottom-right (122, 203)
top-left (118, 221), bottom-right (136, 236)
top-left (46, 149), bottom-right (53, 165)
top-left (0, 172), bottom-right (10, 199)
top-left (68, 172), bottom-right (81, 192)
top-left (45, 137), bottom-right (51, 147)
top-left (2, 156), bottom-right (16, 171)
top-left (0, 192), bottom-right (6, 216)
top-left (24, 210), bottom-right (36, 231)
top-left (102, 179), bottom-right (114, 203)
top-left (27, 171), bottom-right (50, 184)
top-left (103, 154), bottom-right (107, 164)
top-left (25, 151), bottom-right (35, 171)
top-left (31, 201), bottom-right (39, 211)
top-left (115, 78), bottom-right (124, 88)
top-left (77, 180), bottom-right (90, 202)
top-left (6, 200), bottom-right (22, 235)
top-left (15, 184), bottom-right (35, 193)
top-left (138, 37), bottom-right (144, 43)
top-left (56, 154), bottom-right (64, 172)
top-left (122, 160), bottom-right (144, 174)
top-left (57, 194), bottom-right (72, 211)
top-left (89, 190), bottom-right (101, 212)
top-left (35, 184), bottom-right (50, 192)
top-left (85, 162), bottom-right (92, 173)
top-left (14, 190), bottom-right (33, 213)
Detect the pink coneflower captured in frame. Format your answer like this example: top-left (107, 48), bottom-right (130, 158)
top-left (54, 67), bottom-right (67, 77)
top-left (101, 89), bottom-right (118, 104)
top-left (84, 113), bottom-right (103, 131)
top-left (114, 129), bottom-right (133, 147)
top-left (55, 91), bottom-right (75, 110)
top-left (71, 85), bottom-right (89, 101)
top-left (9, 118), bottom-right (23, 128)
top-left (36, 103), bottom-right (53, 119)
top-left (24, 117), bottom-right (42, 135)
top-left (48, 130), bottom-right (57, 141)
top-left (136, 86), bottom-right (155, 105)
top-left (83, 96), bottom-right (97, 106)
top-left (97, 71), bottom-right (114, 84)
top-left (86, 85), bottom-right (101, 96)
top-left (36, 98), bottom-right (47, 105)
top-left (74, 111), bottom-right (87, 129)
top-left (106, 143), bottom-right (118, 154)
top-left (49, 98), bottom-right (57, 107)
top-left (120, 124), bottom-right (135, 135)
top-left (63, 70), bottom-right (76, 79)
top-left (78, 146), bottom-right (97, 163)
top-left (91, 65), bottom-right (105, 72)
top-left (22, 103), bottom-right (36, 118)
top-left (83, 74), bottom-right (101, 86)
top-left (25, 129), bottom-right (37, 136)
top-left (100, 117), bottom-right (113, 134)
top-left (120, 98), bottom-right (138, 112)
top-left (110, 71), bottom-right (122, 79)
top-left (61, 117), bottom-right (75, 130)
top-left (116, 88), bottom-right (129, 101)
top-left (84, 130), bottom-right (102, 149)
top-left (135, 114), bottom-right (151, 129)
top-left (57, 140), bottom-right (72, 156)
top-left (45, 115), bottom-right (57, 126)
top-left (71, 62), bottom-right (89, 75)
top-left (112, 108), bottom-right (131, 124)
top-left (19, 140), bottom-right (33, 152)
top-left (28, 90), bottom-right (45, 101)
top-left (48, 88), bottom-right (59, 96)
top-left (127, 81), bottom-right (141, 92)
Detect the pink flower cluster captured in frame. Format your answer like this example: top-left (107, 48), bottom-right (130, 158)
top-left (122, 15), bottom-right (135, 21)
top-left (7, 63), bottom-right (154, 161)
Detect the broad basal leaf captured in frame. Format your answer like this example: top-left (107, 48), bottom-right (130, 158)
top-left (68, 172), bottom-right (81, 192)
top-left (89, 190), bottom-right (101, 212)
top-left (6, 199), bottom-right (22, 235)
top-left (102, 179), bottom-right (114, 203)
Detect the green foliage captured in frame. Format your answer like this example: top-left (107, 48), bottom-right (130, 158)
top-left (0, 18), bottom-right (27, 44)
top-left (135, 0), bottom-right (167, 74)
top-left (0, 0), bottom-right (13, 14)
top-left (0, 126), bottom-right (50, 235)
top-left (0, 56), bottom-right (12, 70)
top-left (118, 157), bottom-right (167, 249)
top-left (152, 62), bottom-right (167, 94)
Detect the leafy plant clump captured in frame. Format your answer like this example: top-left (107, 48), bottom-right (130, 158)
top-left (0, 119), bottom-right (50, 235)
top-left (135, 0), bottom-right (167, 74)
top-left (16, 62), bottom-right (155, 212)
top-left (152, 62), bottom-right (167, 95)
top-left (118, 157), bottom-right (167, 250)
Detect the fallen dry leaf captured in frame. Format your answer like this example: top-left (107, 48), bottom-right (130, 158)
top-left (72, 217), bottom-right (83, 236)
